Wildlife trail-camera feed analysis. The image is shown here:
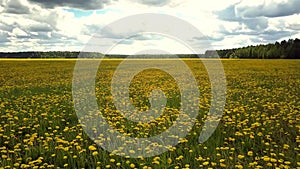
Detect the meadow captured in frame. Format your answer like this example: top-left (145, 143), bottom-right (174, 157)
top-left (0, 59), bottom-right (299, 169)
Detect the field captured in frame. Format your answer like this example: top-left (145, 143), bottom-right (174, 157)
top-left (0, 59), bottom-right (299, 169)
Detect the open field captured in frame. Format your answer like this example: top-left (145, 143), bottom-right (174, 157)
top-left (0, 59), bottom-right (299, 169)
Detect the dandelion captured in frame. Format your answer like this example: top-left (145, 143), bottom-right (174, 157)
top-left (238, 155), bottom-right (244, 159)
top-left (203, 161), bottom-right (209, 166)
top-left (130, 163), bottom-right (135, 168)
top-left (235, 164), bottom-right (243, 169)
top-left (283, 144), bottom-right (289, 150)
top-left (263, 156), bottom-right (270, 162)
top-left (167, 158), bottom-right (172, 164)
top-left (89, 145), bottom-right (97, 151)
top-left (176, 155), bottom-right (184, 160)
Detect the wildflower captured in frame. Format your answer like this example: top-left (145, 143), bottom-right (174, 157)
top-left (203, 161), bottom-right (209, 166)
top-left (167, 158), bottom-right (172, 164)
top-left (235, 164), bottom-right (243, 169)
top-left (130, 163), bottom-right (135, 168)
top-left (92, 151), bottom-right (99, 156)
top-left (237, 155), bottom-right (244, 159)
top-left (89, 145), bottom-right (97, 151)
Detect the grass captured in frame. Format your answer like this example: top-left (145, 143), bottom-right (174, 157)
top-left (0, 59), bottom-right (299, 169)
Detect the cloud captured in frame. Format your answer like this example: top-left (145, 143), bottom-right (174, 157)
top-left (213, 1), bottom-right (300, 49)
top-left (215, 5), bottom-right (238, 22)
top-left (0, 0), bottom-right (299, 53)
top-left (27, 0), bottom-right (113, 10)
top-left (215, 4), bottom-right (269, 31)
top-left (217, 0), bottom-right (300, 22)
top-left (11, 28), bottom-right (28, 37)
top-left (288, 23), bottom-right (300, 30)
top-left (2, 0), bottom-right (30, 14)
top-left (235, 0), bottom-right (300, 18)
top-left (133, 0), bottom-right (170, 6)
top-left (244, 17), bottom-right (268, 30)
top-left (258, 30), bottom-right (293, 41)
top-left (0, 31), bottom-right (10, 43)
top-left (28, 23), bottom-right (53, 32)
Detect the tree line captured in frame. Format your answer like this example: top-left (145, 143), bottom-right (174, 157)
top-left (0, 38), bottom-right (299, 59)
top-left (217, 38), bottom-right (300, 59)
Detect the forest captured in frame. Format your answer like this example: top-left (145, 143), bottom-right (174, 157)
top-left (216, 38), bottom-right (300, 59)
top-left (0, 38), bottom-right (299, 59)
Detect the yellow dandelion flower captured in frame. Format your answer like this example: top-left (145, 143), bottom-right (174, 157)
top-left (130, 163), bottom-right (135, 168)
top-left (235, 164), bottom-right (243, 169)
top-left (167, 158), bottom-right (172, 164)
top-left (89, 145), bottom-right (97, 151)
top-left (263, 156), bottom-right (270, 162)
top-left (203, 161), bottom-right (209, 166)
top-left (237, 155), bottom-right (244, 159)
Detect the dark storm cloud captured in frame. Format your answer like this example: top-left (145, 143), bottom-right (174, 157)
top-left (27, 0), bottom-right (112, 10)
top-left (236, 0), bottom-right (300, 18)
top-left (2, 0), bottom-right (30, 14)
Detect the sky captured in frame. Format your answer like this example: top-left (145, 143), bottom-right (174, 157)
top-left (0, 0), bottom-right (299, 54)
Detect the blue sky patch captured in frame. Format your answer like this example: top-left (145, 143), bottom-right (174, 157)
top-left (64, 8), bottom-right (93, 17)
top-left (64, 8), bottom-right (120, 18)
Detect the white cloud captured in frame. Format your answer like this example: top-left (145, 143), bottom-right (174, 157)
top-left (0, 0), bottom-right (299, 53)
top-left (106, 33), bottom-right (196, 54)
top-left (11, 28), bottom-right (28, 37)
